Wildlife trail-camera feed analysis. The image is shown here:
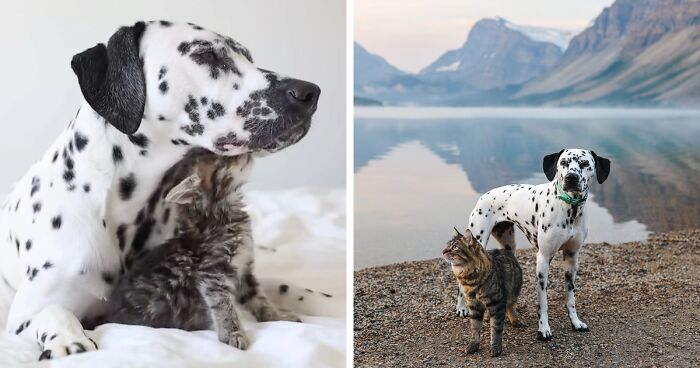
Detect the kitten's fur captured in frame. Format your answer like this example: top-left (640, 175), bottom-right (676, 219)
top-left (105, 151), bottom-right (299, 349)
top-left (442, 228), bottom-right (523, 357)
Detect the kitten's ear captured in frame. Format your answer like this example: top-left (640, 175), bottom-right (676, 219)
top-left (453, 227), bottom-right (463, 237)
top-left (590, 151), bottom-right (611, 184)
top-left (542, 149), bottom-right (564, 181)
top-left (165, 174), bottom-right (202, 204)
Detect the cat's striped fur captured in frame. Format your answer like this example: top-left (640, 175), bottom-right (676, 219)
top-left (103, 150), bottom-right (299, 349)
top-left (442, 228), bottom-right (523, 357)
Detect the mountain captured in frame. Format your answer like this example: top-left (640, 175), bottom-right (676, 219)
top-left (517, 0), bottom-right (700, 106)
top-left (420, 18), bottom-right (570, 90)
top-left (354, 42), bottom-right (405, 88)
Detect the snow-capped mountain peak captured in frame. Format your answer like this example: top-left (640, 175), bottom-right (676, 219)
top-left (499, 17), bottom-right (577, 51)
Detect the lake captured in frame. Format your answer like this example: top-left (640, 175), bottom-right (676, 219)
top-left (354, 107), bottom-right (700, 269)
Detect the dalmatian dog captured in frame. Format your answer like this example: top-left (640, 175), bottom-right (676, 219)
top-left (0, 21), bottom-right (319, 360)
top-left (455, 149), bottom-right (610, 341)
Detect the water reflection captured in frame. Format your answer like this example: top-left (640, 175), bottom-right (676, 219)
top-left (354, 108), bottom-right (700, 268)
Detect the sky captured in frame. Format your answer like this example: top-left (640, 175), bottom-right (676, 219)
top-left (355, 0), bottom-right (615, 73)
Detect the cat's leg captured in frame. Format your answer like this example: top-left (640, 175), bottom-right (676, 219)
top-left (199, 279), bottom-right (248, 349)
top-left (562, 247), bottom-right (588, 332)
top-left (465, 295), bottom-right (485, 354)
top-left (506, 302), bottom-right (525, 328)
top-left (487, 301), bottom-right (507, 357)
top-left (237, 270), bottom-right (301, 323)
top-left (455, 286), bottom-right (468, 318)
top-left (535, 251), bottom-right (553, 341)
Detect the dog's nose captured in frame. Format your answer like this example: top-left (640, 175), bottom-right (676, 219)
top-left (565, 173), bottom-right (579, 183)
top-left (285, 79), bottom-right (320, 113)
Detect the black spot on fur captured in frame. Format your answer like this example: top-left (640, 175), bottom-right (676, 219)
top-left (119, 174), bottom-right (137, 200)
top-left (279, 284), bottom-right (289, 294)
top-left (158, 81), bottom-right (169, 94)
top-left (51, 216), bottom-right (62, 229)
top-left (74, 132), bottom-right (88, 152)
top-left (128, 134), bottom-right (149, 148)
top-left (25, 240), bottom-right (32, 251)
top-left (116, 224), bottom-right (127, 250)
top-left (112, 145), bottom-right (123, 163)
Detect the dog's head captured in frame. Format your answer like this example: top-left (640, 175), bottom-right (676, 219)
top-left (71, 21), bottom-right (319, 155)
top-left (542, 149), bottom-right (611, 193)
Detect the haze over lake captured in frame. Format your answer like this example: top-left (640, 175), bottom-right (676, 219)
top-left (354, 107), bottom-right (700, 269)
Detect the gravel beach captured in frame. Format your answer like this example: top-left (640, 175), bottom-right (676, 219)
top-left (354, 230), bottom-right (700, 367)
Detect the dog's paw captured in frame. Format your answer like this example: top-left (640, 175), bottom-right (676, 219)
top-left (571, 320), bottom-right (589, 332)
top-left (466, 341), bottom-right (480, 354)
top-left (455, 306), bottom-right (469, 318)
top-left (276, 310), bottom-right (302, 323)
top-left (536, 330), bottom-right (553, 341)
top-left (221, 331), bottom-right (249, 350)
top-left (39, 334), bottom-right (97, 360)
top-left (257, 307), bottom-right (302, 323)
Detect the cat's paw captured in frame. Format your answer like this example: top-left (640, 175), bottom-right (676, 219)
top-left (466, 341), bottom-right (480, 354)
top-left (490, 343), bottom-right (502, 357)
top-left (222, 331), bottom-right (249, 350)
top-left (39, 333), bottom-right (98, 360)
top-left (510, 320), bottom-right (527, 328)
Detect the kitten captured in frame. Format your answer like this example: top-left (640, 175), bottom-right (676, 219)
top-left (442, 228), bottom-right (523, 357)
top-left (105, 152), bottom-right (299, 349)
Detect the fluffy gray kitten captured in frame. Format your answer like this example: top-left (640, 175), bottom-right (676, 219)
top-left (105, 151), bottom-right (300, 349)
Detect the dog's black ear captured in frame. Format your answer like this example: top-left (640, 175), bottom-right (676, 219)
top-left (590, 151), bottom-right (611, 184)
top-left (71, 22), bottom-right (146, 135)
top-left (542, 149), bottom-right (564, 181)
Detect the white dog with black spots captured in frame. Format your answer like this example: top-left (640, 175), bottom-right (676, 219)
top-left (0, 20), bottom-right (320, 359)
top-left (456, 149), bottom-right (610, 341)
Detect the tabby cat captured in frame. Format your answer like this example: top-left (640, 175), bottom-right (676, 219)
top-left (442, 228), bottom-right (523, 357)
top-left (104, 152), bottom-right (299, 349)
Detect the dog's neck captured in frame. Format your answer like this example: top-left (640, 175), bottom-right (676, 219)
top-left (67, 101), bottom-right (191, 181)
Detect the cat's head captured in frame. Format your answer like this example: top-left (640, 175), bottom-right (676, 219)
top-left (442, 228), bottom-right (487, 268)
top-left (164, 151), bottom-right (252, 219)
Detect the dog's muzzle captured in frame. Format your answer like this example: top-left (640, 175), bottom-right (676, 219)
top-left (563, 172), bottom-right (582, 192)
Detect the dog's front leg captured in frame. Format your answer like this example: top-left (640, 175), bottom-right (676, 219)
top-left (535, 251), bottom-right (553, 341)
top-left (7, 280), bottom-right (98, 360)
top-left (563, 249), bottom-right (589, 332)
top-left (455, 286), bottom-right (468, 318)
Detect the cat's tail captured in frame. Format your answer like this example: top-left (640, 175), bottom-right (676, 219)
top-left (258, 277), bottom-right (342, 318)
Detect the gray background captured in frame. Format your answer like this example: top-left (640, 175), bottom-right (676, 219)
top-left (0, 0), bottom-right (346, 190)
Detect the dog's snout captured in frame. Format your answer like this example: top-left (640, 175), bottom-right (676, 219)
top-left (564, 173), bottom-right (579, 183)
top-left (285, 79), bottom-right (320, 113)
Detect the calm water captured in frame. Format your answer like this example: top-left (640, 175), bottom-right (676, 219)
top-left (354, 107), bottom-right (700, 269)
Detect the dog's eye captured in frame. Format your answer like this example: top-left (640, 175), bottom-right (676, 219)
top-left (580, 160), bottom-right (589, 167)
top-left (199, 50), bottom-right (218, 62)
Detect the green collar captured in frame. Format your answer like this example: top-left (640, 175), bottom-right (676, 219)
top-left (556, 180), bottom-right (588, 207)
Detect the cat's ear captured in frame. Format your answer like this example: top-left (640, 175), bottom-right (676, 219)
top-left (463, 229), bottom-right (476, 247)
top-left (453, 227), bottom-right (463, 237)
top-left (165, 174), bottom-right (202, 204)
top-left (542, 149), bottom-right (564, 181)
